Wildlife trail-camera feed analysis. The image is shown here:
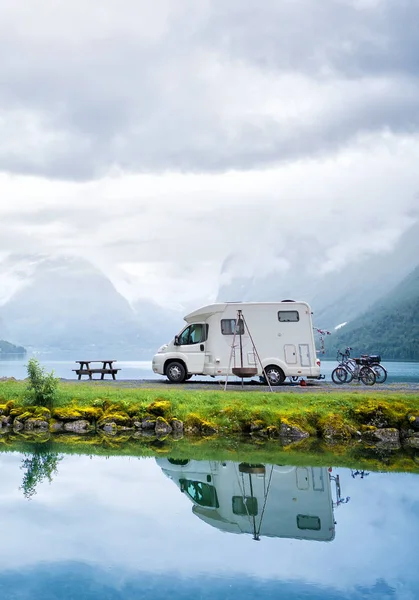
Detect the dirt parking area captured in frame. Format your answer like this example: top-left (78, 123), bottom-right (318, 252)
top-left (62, 378), bottom-right (419, 393)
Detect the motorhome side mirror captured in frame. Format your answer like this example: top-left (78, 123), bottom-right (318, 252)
top-left (174, 335), bottom-right (180, 346)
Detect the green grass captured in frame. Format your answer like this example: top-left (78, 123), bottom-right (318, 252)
top-left (2, 380), bottom-right (419, 428)
top-left (2, 380), bottom-right (419, 436)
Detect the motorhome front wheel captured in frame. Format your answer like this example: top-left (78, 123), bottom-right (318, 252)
top-left (166, 361), bottom-right (187, 383)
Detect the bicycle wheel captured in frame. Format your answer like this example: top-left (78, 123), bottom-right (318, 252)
top-left (332, 366), bottom-right (349, 384)
top-left (343, 363), bottom-right (355, 383)
top-left (359, 366), bottom-right (376, 386)
top-left (372, 364), bottom-right (387, 384)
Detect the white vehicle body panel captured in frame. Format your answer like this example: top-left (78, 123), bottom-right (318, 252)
top-left (152, 301), bottom-right (320, 380)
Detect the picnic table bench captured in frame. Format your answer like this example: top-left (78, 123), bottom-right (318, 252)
top-left (72, 360), bottom-right (120, 380)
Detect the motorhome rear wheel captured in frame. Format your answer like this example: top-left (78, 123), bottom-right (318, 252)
top-left (264, 365), bottom-right (285, 386)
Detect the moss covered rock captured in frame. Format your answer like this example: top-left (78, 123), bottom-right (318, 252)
top-left (147, 400), bottom-right (172, 417)
top-left (98, 411), bottom-right (131, 427)
top-left (49, 419), bottom-right (64, 432)
top-left (362, 427), bottom-right (401, 447)
top-left (63, 419), bottom-right (93, 433)
top-left (403, 433), bottom-right (419, 449)
top-left (0, 415), bottom-right (11, 428)
top-left (201, 423), bottom-right (218, 436)
top-left (53, 407), bottom-right (102, 421)
top-left (351, 401), bottom-right (407, 429)
top-left (24, 418), bottom-right (49, 432)
top-left (0, 401), bottom-right (14, 415)
top-left (319, 415), bottom-right (354, 441)
top-left (279, 422), bottom-right (310, 440)
top-left (10, 410), bottom-right (34, 422)
top-left (184, 413), bottom-right (218, 435)
top-left (249, 420), bottom-right (266, 432)
top-left (155, 417), bottom-right (172, 436)
top-left (407, 415), bottom-right (419, 432)
top-left (141, 417), bottom-right (156, 430)
top-left (102, 422), bottom-right (118, 435)
top-left (170, 419), bottom-right (184, 435)
top-left (52, 408), bottom-right (84, 421)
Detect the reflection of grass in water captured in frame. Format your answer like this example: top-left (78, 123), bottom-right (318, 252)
top-left (2, 435), bottom-right (418, 475)
top-left (20, 442), bottom-right (62, 499)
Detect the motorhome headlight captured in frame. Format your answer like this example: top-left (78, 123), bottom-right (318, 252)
top-left (157, 344), bottom-right (168, 353)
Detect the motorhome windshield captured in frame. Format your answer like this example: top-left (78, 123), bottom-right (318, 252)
top-left (180, 479), bottom-right (219, 508)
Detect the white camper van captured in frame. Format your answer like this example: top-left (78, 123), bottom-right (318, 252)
top-left (152, 301), bottom-right (321, 384)
top-left (156, 458), bottom-right (336, 542)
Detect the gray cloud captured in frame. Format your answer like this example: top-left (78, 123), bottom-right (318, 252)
top-left (0, 0), bottom-right (418, 180)
top-left (203, 0), bottom-right (419, 77)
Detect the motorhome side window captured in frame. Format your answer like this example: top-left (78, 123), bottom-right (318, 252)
top-left (232, 496), bottom-right (258, 516)
top-left (221, 319), bottom-right (245, 335)
top-left (278, 310), bottom-right (299, 322)
top-left (178, 324), bottom-right (208, 345)
top-left (297, 515), bottom-right (321, 530)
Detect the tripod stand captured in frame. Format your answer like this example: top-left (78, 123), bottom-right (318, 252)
top-left (224, 309), bottom-right (273, 392)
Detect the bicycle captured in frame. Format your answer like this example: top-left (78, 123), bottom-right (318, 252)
top-left (360, 354), bottom-right (387, 384)
top-left (331, 348), bottom-right (376, 385)
top-left (343, 348), bottom-right (387, 383)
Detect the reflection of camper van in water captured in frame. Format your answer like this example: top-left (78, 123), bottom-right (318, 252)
top-left (156, 459), bottom-right (337, 542)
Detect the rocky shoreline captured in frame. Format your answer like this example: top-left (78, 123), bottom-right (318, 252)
top-left (1, 400), bottom-right (419, 450)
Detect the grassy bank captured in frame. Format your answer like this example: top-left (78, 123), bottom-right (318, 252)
top-left (2, 381), bottom-right (419, 474)
top-left (1, 380), bottom-right (419, 437)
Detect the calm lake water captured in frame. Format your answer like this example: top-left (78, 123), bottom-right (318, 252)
top-left (1, 355), bottom-right (418, 382)
top-left (0, 451), bottom-right (418, 599)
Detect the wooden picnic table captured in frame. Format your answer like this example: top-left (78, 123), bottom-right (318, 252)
top-left (72, 360), bottom-right (120, 380)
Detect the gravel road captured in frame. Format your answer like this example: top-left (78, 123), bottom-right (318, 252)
top-left (61, 378), bottom-right (419, 393)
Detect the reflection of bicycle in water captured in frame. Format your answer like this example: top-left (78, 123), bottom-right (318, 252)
top-left (351, 470), bottom-right (370, 479)
top-left (332, 348), bottom-right (377, 386)
top-left (329, 472), bottom-right (350, 507)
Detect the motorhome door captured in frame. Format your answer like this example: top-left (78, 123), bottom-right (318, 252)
top-left (177, 323), bottom-right (208, 373)
top-left (299, 344), bottom-right (311, 367)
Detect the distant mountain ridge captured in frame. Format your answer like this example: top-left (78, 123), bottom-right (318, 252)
top-left (0, 254), bottom-right (172, 357)
top-left (326, 266), bottom-right (419, 360)
top-left (1, 220), bottom-right (419, 360)
top-left (217, 220), bottom-right (419, 331)
top-left (0, 339), bottom-right (26, 355)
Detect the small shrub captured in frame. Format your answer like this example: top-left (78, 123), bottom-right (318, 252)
top-left (24, 358), bottom-right (59, 409)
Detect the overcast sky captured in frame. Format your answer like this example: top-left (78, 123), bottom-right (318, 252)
top-left (0, 0), bottom-right (418, 308)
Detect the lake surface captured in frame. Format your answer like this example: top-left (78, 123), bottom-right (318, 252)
top-left (1, 354), bottom-right (418, 383)
top-left (0, 450), bottom-right (418, 599)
